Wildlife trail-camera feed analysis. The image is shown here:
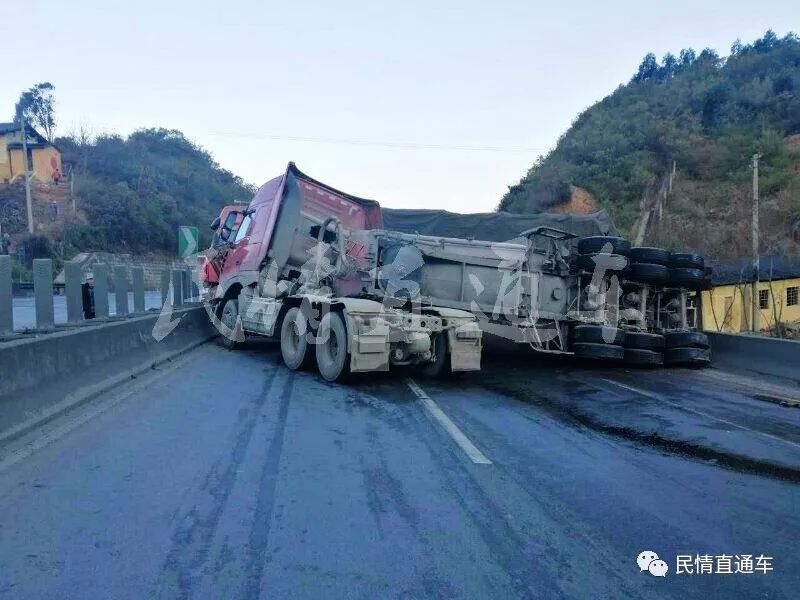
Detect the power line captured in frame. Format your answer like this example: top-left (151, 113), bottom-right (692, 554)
top-left (204, 131), bottom-right (544, 154)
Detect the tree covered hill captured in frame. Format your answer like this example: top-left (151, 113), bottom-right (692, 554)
top-left (500, 31), bottom-right (800, 259)
top-left (58, 128), bottom-right (254, 256)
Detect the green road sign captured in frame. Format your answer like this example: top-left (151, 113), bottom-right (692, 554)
top-left (178, 226), bottom-right (199, 258)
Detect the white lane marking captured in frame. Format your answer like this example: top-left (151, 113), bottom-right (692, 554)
top-left (406, 378), bottom-right (491, 465)
top-left (595, 377), bottom-right (800, 452)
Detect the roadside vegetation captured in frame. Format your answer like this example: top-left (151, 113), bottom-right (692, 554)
top-left (56, 129), bottom-right (254, 255)
top-left (2, 83), bottom-right (254, 264)
top-left (500, 31), bottom-right (800, 260)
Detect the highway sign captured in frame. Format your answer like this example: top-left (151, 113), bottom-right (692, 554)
top-left (178, 226), bottom-right (199, 258)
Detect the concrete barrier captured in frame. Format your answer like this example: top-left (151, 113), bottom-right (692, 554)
top-left (33, 259), bottom-right (54, 329)
top-left (707, 331), bottom-right (800, 382)
top-left (1, 258), bottom-right (188, 334)
top-left (0, 305), bottom-right (217, 443)
top-left (64, 261), bottom-right (83, 323)
top-left (0, 256), bottom-right (11, 335)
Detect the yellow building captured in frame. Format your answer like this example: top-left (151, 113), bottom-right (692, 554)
top-left (702, 258), bottom-right (800, 333)
top-left (0, 122), bottom-right (62, 184)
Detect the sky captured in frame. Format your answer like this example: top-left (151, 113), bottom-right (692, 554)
top-left (1, 0), bottom-right (797, 212)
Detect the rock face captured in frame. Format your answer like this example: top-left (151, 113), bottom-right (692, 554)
top-left (54, 252), bottom-right (191, 290)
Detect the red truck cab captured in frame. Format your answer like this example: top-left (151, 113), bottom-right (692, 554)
top-left (203, 162), bottom-right (382, 300)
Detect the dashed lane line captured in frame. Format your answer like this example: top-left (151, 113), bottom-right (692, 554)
top-left (406, 378), bottom-right (492, 465)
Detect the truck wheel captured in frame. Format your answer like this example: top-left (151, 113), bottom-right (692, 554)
top-left (577, 236), bottom-right (630, 256)
top-left (574, 253), bottom-right (628, 272)
top-left (573, 324), bottom-right (625, 345)
top-left (280, 307), bottom-right (315, 370)
top-left (665, 346), bottom-right (711, 367)
top-left (669, 267), bottom-right (705, 290)
top-left (629, 247), bottom-right (670, 266)
top-left (623, 348), bottom-right (664, 366)
top-left (316, 312), bottom-right (351, 382)
top-left (665, 331), bottom-right (709, 349)
top-left (624, 262), bottom-right (669, 284)
top-left (624, 331), bottom-right (665, 350)
top-left (669, 252), bottom-right (704, 269)
top-left (420, 332), bottom-right (449, 378)
top-left (572, 342), bottom-right (624, 361)
top-left (218, 298), bottom-right (244, 350)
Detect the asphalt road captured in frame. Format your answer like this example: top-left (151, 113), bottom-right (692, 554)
top-left (0, 341), bottom-right (798, 599)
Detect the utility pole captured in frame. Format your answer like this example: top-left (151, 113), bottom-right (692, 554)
top-left (19, 114), bottom-right (34, 234)
top-left (751, 153), bottom-right (761, 333)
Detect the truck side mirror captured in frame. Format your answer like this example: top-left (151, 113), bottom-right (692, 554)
top-left (210, 216), bottom-right (221, 231)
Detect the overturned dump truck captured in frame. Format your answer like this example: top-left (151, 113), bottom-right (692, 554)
top-left (382, 208), bottom-right (712, 367)
top-left (200, 163), bottom-right (483, 381)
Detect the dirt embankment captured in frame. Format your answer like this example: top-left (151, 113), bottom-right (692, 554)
top-left (549, 186), bottom-right (598, 214)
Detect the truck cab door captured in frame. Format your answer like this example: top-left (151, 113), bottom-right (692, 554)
top-left (220, 211), bottom-right (255, 281)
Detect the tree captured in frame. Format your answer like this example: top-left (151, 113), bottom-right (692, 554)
top-left (662, 53), bottom-right (678, 79)
top-left (753, 30), bottom-right (778, 53)
top-left (678, 48), bottom-right (696, 68)
top-left (632, 53), bottom-right (659, 82)
top-left (15, 82), bottom-right (56, 141)
top-left (696, 48), bottom-right (722, 68)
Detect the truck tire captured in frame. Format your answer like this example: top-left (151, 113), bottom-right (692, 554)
top-left (573, 324), bottom-right (625, 345)
top-left (420, 332), bottom-right (449, 378)
top-left (669, 267), bottom-right (705, 290)
top-left (630, 247), bottom-right (670, 266)
top-left (572, 342), bottom-right (624, 361)
top-left (624, 262), bottom-right (669, 284)
top-left (218, 298), bottom-right (244, 350)
top-left (665, 346), bottom-right (711, 367)
top-left (665, 331), bottom-right (709, 349)
top-left (669, 252), bottom-right (704, 269)
top-left (577, 236), bottom-right (630, 256)
top-left (316, 312), bottom-right (351, 382)
top-left (623, 348), bottom-right (664, 366)
top-left (624, 331), bottom-right (665, 350)
top-left (574, 253), bottom-right (628, 272)
top-left (280, 307), bottom-right (315, 370)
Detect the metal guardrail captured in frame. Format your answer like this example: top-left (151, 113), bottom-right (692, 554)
top-left (0, 255), bottom-right (196, 336)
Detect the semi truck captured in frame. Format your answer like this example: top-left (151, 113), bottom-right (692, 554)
top-left (200, 163), bottom-right (483, 381)
top-left (203, 163), bottom-right (710, 377)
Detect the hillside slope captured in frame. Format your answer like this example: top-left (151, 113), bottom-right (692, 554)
top-left (56, 128), bottom-right (254, 256)
top-left (500, 31), bottom-right (800, 259)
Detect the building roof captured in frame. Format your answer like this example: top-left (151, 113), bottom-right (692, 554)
top-left (0, 121), bottom-right (49, 143)
top-left (707, 257), bottom-right (800, 286)
top-left (0, 122), bottom-right (18, 135)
